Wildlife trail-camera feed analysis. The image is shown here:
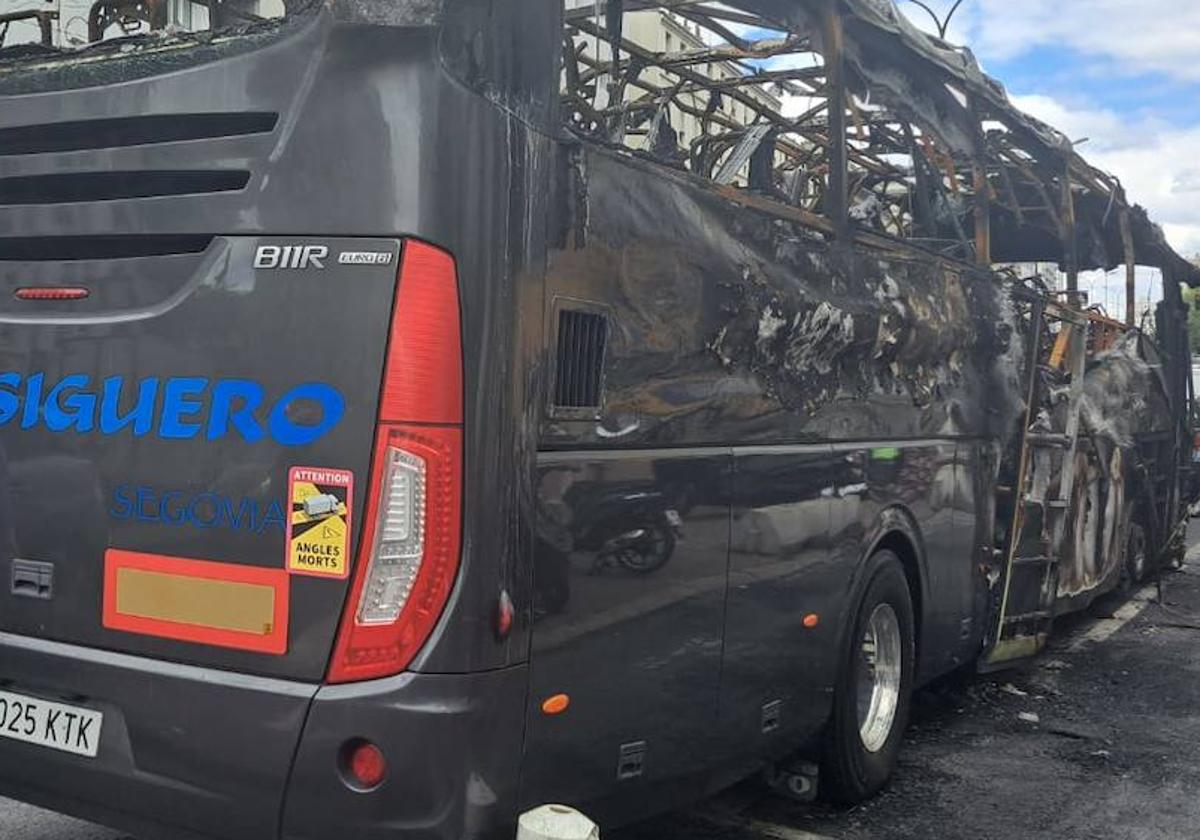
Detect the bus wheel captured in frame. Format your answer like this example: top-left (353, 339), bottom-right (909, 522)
top-left (820, 550), bottom-right (915, 805)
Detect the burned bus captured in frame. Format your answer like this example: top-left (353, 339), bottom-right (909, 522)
top-left (0, 0), bottom-right (1193, 837)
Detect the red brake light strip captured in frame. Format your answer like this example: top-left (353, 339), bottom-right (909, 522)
top-left (327, 240), bottom-right (464, 684)
top-left (14, 287), bottom-right (90, 301)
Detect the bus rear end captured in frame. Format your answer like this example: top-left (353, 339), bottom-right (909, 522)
top-left (0, 2), bottom-right (555, 837)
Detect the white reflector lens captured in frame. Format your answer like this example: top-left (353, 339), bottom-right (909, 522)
top-left (359, 448), bottom-right (426, 625)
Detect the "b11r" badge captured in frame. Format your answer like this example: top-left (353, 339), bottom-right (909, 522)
top-left (255, 245), bottom-right (329, 270)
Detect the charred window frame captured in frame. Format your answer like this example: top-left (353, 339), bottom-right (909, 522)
top-left (559, 1), bottom-right (1197, 323)
top-left (558, 1), bottom-right (989, 257)
top-left (0, 0), bottom-right (315, 56)
top-left (562, 2), bottom-right (841, 223)
top-left (0, 9), bottom-right (56, 48)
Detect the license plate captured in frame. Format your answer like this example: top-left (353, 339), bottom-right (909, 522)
top-left (0, 690), bottom-right (102, 758)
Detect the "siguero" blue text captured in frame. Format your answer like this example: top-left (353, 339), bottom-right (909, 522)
top-left (0, 374), bottom-right (345, 447)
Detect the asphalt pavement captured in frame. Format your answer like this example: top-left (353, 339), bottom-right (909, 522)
top-left (7, 524), bottom-right (1200, 840)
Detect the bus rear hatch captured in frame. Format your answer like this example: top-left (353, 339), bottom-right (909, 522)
top-left (0, 235), bottom-right (463, 685)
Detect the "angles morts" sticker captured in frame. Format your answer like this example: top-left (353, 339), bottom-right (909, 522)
top-left (287, 467), bottom-right (353, 579)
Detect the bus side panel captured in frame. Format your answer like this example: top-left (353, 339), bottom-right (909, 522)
top-left (530, 143), bottom-right (1004, 804)
top-left (721, 447), bottom-right (838, 754)
top-left (421, 0), bottom-right (561, 674)
top-left (520, 451), bottom-right (731, 825)
top-left (828, 442), bottom-right (975, 682)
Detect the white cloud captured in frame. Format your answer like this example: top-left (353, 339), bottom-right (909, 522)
top-left (901, 0), bottom-right (1200, 84)
top-left (1010, 93), bottom-right (1200, 259)
top-left (1163, 224), bottom-right (1200, 261)
top-left (891, 4), bottom-right (1200, 262)
top-left (1004, 94), bottom-right (1135, 150)
top-left (968, 0), bottom-right (1200, 84)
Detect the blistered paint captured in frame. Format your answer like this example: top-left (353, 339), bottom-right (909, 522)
top-left (543, 145), bottom-right (1029, 451)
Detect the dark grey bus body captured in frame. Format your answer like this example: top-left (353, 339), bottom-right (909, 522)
top-left (0, 5), bottom-right (553, 837)
top-left (0, 2), bottom-right (1173, 839)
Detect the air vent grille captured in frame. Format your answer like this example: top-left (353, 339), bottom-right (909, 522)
top-left (0, 235), bottom-right (214, 262)
top-left (0, 171), bottom-right (250, 205)
top-left (554, 308), bottom-right (609, 412)
top-left (0, 113), bottom-right (278, 156)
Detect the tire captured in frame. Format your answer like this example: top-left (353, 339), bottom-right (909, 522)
top-left (820, 549), bottom-right (916, 805)
top-left (615, 523), bottom-right (676, 574)
top-left (1125, 521), bottom-right (1148, 585)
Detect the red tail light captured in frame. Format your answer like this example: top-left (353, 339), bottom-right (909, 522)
top-left (14, 286), bottom-right (90, 301)
top-left (328, 241), bottom-right (463, 684)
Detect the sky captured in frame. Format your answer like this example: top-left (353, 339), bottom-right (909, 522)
top-left (902, 0), bottom-right (1200, 261)
top-left (885, 0), bottom-right (1200, 319)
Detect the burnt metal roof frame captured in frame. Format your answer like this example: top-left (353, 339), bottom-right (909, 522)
top-left (561, 0), bottom-right (1199, 288)
top-left (814, 0), bottom-right (1197, 285)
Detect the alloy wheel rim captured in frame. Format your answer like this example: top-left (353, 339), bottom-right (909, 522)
top-left (856, 602), bottom-right (902, 753)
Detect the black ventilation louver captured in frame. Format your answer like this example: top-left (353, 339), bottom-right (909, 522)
top-left (0, 171), bottom-right (250, 205)
top-left (0, 112), bottom-right (271, 262)
top-left (0, 235), bottom-right (214, 262)
top-left (553, 308), bottom-right (610, 413)
top-left (0, 113), bottom-right (278, 156)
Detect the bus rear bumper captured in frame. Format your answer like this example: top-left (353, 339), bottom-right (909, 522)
top-left (280, 666), bottom-right (528, 840)
top-left (0, 632), bottom-right (527, 840)
top-left (0, 631), bottom-right (313, 840)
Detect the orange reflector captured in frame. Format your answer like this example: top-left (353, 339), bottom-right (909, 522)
top-left (541, 694), bottom-right (571, 716)
top-left (803, 613), bottom-right (820, 629)
top-left (14, 286), bottom-right (90, 301)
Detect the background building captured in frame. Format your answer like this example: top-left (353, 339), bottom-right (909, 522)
top-left (1, 0), bottom-right (285, 48)
top-left (564, 0), bottom-right (783, 182)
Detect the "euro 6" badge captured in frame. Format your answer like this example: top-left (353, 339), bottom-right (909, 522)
top-left (287, 467), bottom-right (353, 579)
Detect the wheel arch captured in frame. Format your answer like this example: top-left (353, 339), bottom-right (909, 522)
top-left (820, 507), bottom-right (925, 803)
top-left (872, 530), bottom-right (924, 654)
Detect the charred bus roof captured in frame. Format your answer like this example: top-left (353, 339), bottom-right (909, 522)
top-left (562, 0), bottom-right (1200, 293)
top-left (1, 0), bottom-right (1193, 289)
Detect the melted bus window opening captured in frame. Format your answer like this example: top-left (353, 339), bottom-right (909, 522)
top-left (559, 0), bottom-right (1194, 288)
top-left (0, 0), bottom-right (288, 53)
top-left (562, 1), bottom-right (946, 246)
top-left (562, 1), bottom-right (818, 196)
